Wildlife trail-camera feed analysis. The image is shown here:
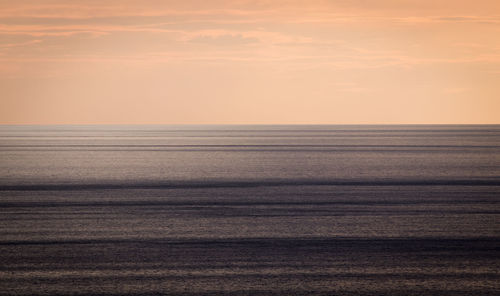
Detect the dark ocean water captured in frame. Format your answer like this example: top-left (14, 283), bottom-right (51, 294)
top-left (0, 125), bottom-right (499, 295)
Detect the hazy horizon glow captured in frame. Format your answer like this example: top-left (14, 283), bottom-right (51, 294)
top-left (1, 0), bottom-right (499, 124)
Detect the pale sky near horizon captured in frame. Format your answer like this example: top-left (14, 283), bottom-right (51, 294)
top-left (0, 0), bottom-right (499, 124)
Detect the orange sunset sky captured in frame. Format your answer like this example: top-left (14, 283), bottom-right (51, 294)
top-left (0, 0), bottom-right (499, 124)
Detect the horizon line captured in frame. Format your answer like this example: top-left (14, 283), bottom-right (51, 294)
top-left (1, 123), bottom-right (500, 127)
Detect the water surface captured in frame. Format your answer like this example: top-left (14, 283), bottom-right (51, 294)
top-left (1, 125), bottom-right (499, 295)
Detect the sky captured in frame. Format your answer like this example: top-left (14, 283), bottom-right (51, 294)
top-left (0, 0), bottom-right (499, 124)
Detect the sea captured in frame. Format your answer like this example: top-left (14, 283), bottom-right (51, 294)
top-left (0, 125), bottom-right (499, 295)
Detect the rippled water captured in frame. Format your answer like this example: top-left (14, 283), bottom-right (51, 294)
top-left (1, 125), bottom-right (499, 295)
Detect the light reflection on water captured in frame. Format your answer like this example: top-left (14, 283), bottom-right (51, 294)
top-left (0, 125), bottom-right (499, 295)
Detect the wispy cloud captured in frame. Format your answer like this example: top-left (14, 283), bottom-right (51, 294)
top-left (0, 38), bottom-right (41, 48)
top-left (0, 2), bottom-right (499, 71)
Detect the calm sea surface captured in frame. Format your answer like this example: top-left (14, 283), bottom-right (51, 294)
top-left (0, 125), bottom-right (499, 295)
